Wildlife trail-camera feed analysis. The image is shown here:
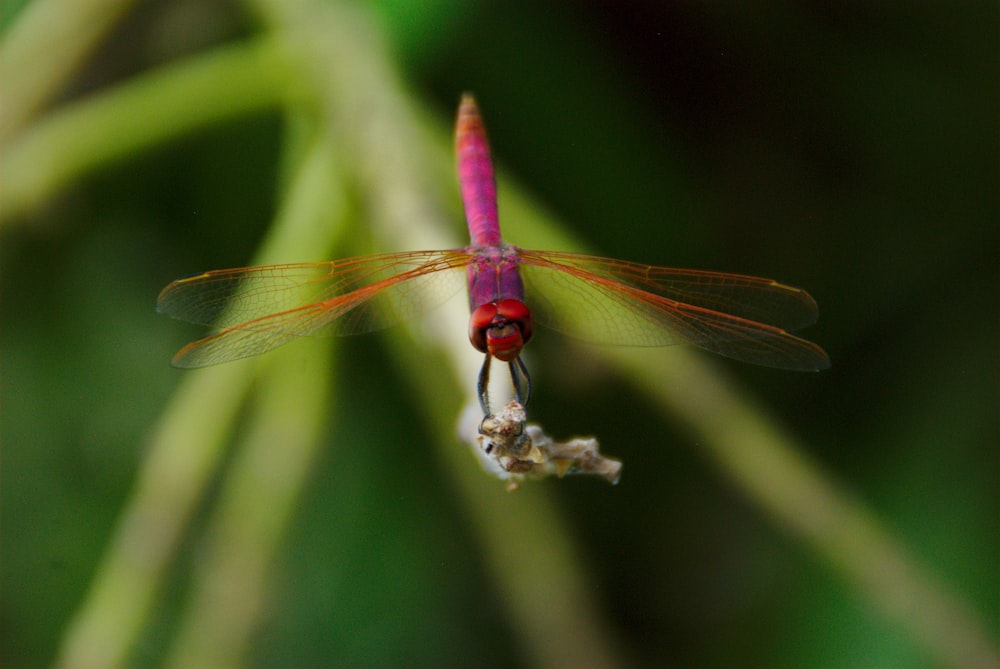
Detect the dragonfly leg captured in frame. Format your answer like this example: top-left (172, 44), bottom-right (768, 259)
top-left (477, 352), bottom-right (493, 416)
top-left (478, 353), bottom-right (531, 419)
top-left (509, 355), bottom-right (532, 407)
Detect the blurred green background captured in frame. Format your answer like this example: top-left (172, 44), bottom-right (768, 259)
top-left (2, 1), bottom-right (997, 668)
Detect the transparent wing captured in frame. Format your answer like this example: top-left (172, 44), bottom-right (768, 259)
top-left (157, 249), bottom-right (472, 368)
top-left (516, 249), bottom-right (829, 371)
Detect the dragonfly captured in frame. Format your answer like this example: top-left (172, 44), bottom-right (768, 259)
top-left (158, 94), bottom-right (829, 417)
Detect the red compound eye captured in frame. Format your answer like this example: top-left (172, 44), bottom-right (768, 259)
top-left (468, 300), bottom-right (535, 360)
top-left (469, 303), bottom-right (499, 353)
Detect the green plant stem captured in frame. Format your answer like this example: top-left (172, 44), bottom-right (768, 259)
top-left (164, 321), bottom-right (337, 669)
top-left (381, 322), bottom-right (630, 668)
top-left (162, 126), bottom-right (345, 669)
top-left (0, 0), bottom-right (139, 141)
top-left (164, 341), bottom-right (334, 669)
top-left (54, 122), bottom-right (348, 669)
top-left (54, 361), bottom-right (257, 669)
top-left (1, 37), bottom-right (294, 225)
top-left (616, 347), bottom-right (999, 669)
top-left (241, 3), bottom-right (631, 666)
top-left (495, 182), bottom-right (1000, 669)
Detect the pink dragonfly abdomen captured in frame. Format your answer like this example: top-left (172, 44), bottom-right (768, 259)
top-left (457, 96), bottom-right (534, 367)
top-left (456, 93), bottom-right (502, 248)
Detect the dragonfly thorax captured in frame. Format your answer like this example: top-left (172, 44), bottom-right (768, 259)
top-left (469, 299), bottom-right (534, 362)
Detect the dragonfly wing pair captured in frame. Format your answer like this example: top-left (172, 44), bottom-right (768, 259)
top-left (516, 249), bottom-right (829, 371)
top-left (159, 246), bottom-right (828, 372)
top-left (157, 250), bottom-right (470, 368)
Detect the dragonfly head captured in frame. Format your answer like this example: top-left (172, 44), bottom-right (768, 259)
top-left (469, 299), bottom-right (534, 362)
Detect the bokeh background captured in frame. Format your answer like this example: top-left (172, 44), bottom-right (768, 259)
top-left (2, 1), bottom-right (997, 668)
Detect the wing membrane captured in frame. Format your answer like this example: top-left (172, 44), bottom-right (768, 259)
top-left (516, 249), bottom-right (829, 371)
top-left (157, 250), bottom-right (471, 367)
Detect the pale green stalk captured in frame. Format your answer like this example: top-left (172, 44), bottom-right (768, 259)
top-left (1, 38), bottom-right (293, 225)
top-left (0, 0), bottom-right (138, 141)
top-left (612, 346), bottom-right (998, 669)
top-left (165, 133), bottom-right (343, 668)
top-left (382, 321), bottom-right (630, 669)
top-left (240, 3), bottom-right (631, 666)
top-left (161, 337), bottom-right (333, 669)
top-left (54, 360), bottom-right (255, 669)
top-left (496, 184), bottom-right (1000, 669)
top-left (54, 119), bottom-right (349, 669)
